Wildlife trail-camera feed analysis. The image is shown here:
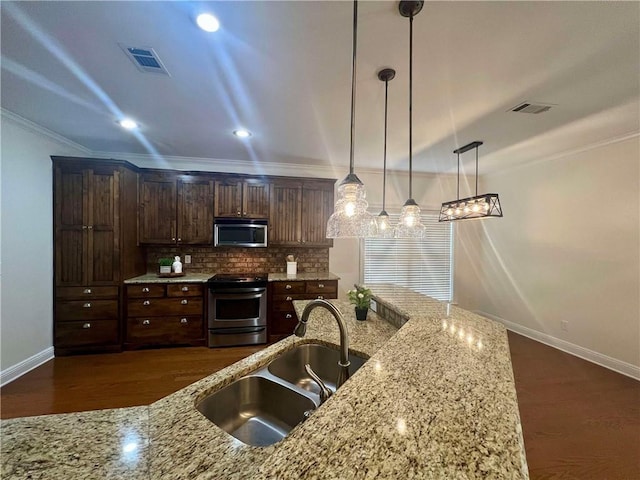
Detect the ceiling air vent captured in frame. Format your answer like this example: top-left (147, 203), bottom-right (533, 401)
top-left (510, 102), bottom-right (554, 114)
top-left (120, 44), bottom-right (170, 76)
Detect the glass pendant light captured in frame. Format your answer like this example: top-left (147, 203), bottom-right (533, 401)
top-left (326, 1), bottom-right (377, 238)
top-left (375, 68), bottom-right (396, 238)
top-left (395, 1), bottom-right (426, 239)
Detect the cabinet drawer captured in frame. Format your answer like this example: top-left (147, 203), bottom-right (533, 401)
top-left (271, 294), bottom-right (308, 311)
top-left (270, 311), bottom-right (299, 335)
top-left (271, 281), bottom-right (305, 294)
top-left (56, 300), bottom-right (118, 322)
top-left (127, 297), bottom-right (203, 317)
top-left (56, 286), bottom-right (118, 300)
top-left (126, 316), bottom-right (203, 344)
top-left (55, 319), bottom-right (118, 347)
top-left (166, 284), bottom-right (203, 297)
top-left (305, 280), bottom-right (337, 295)
top-left (126, 284), bottom-right (166, 298)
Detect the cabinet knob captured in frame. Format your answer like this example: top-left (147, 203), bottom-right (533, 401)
top-left (83, 288), bottom-right (92, 294)
top-left (142, 319), bottom-right (150, 325)
top-left (171, 237), bottom-right (176, 241)
top-left (285, 314), bottom-right (292, 319)
top-left (143, 300), bottom-right (150, 306)
top-left (181, 299), bottom-right (188, 305)
top-left (237, 211), bottom-right (241, 216)
top-left (286, 296), bottom-right (292, 301)
top-left (177, 238), bottom-right (182, 242)
top-left (142, 287), bottom-right (150, 293)
top-left (243, 211), bottom-right (247, 216)
top-left (181, 286), bottom-right (189, 292)
top-left (180, 318), bottom-right (188, 324)
top-left (317, 295), bottom-right (324, 300)
top-left (83, 302), bottom-right (92, 308)
top-left (82, 322), bottom-right (91, 329)
top-left (82, 225), bottom-right (88, 230)
top-left (285, 284), bottom-right (292, 290)
top-left (318, 283), bottom-right (325, 288)
top-left (87, 225), bottom-right (93, 230)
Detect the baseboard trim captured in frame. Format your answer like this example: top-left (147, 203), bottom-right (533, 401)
top-left (475, 311), bottom-right (640, 381)
top-left (1, 347), bottom-right (55, 387)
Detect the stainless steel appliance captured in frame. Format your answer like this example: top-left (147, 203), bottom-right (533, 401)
top-left (214, 218), bottom-right (268, 248)
top-left (207, 274), bottom-right (268, 346)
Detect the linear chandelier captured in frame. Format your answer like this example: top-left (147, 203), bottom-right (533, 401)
top-left (326, 0), bottom-right (377, 238)
top-left (439, 141), bottom-right (503, 222)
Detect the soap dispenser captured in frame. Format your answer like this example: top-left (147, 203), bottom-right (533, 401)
top-left (172, 256), bottom-right (183, 274)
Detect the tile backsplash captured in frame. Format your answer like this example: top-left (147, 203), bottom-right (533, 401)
top-left (146, 246), bottom-right (330, 274)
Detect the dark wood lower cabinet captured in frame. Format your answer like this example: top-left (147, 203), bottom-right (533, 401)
top-left (124, 283), bottom-right (206, 348)
top-left (267, 280), bottom-right (338, 342)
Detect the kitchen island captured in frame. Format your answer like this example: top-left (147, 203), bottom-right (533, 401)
top-left (1, 285), bottom-right (528, 479)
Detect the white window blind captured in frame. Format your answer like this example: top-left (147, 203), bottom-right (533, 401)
top-left (364, 212), bottom-right (453, 302)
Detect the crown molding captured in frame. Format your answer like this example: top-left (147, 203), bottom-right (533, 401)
top-left (1, 108), bottom-right (91, 153)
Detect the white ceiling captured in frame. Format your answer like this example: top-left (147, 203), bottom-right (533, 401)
top-left (1, 1), bottom-right (638, 174)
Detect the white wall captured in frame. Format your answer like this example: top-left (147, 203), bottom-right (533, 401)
top-left (0, 112), bottom-right (87, 374)
top-left (455, 136), bottom-right (640, 375)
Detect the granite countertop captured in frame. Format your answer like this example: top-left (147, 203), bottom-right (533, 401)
top-left (1, 285), bottom-right (528, 479)
top-left (123, 272), bottom-right (340, 284)
top-left (267, 272), bottom-right (340, 282)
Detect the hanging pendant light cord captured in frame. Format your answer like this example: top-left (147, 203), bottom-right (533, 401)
top-left (475, 145), bottom-right (479, 196)
top-left (348, 0), bottom-right (358, 176)
top-left (408, 12), bottom-right (414, 199)
top-left (382, 77), bottom-right (388, 210)
top-left (456, 152), bottom-right (460, 201)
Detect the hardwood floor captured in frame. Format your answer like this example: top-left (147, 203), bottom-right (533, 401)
top-left (1, 333), bottom-right (639, 479)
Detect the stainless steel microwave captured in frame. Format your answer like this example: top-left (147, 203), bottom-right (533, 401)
top-left (214, 218), bottom-right (268, 247)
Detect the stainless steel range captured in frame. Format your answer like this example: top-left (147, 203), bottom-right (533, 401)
top-left (207, 273), bottom-right (268, 347)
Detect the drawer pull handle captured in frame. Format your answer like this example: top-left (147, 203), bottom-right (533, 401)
top-left (285, 284), bottom-right (292, 289)
top-left (143, 300), bottom-right (150, 306)
top-left (142, 319), bottom-right (150, 325)
top-left (318, 283), bottom-right (325, 288)
top-left (285, 314), bottom-right (292, 319)
top-left (82, 322), bottom-right (91, 329)
top-left (181, 286), bottom-right (189, 292)
top-left (83, 302), bottom-right (92, 308)
top-left (83, 288), bottom-right (92, 294)
top-left (180, 318), bottom-right (188, 324)
top-left (181, 299), bottom-right (188, 305)
top-left (286, 296), bottom-right (292, 301)
top-left (142, 287), bottom-right (150, 293)
top-left (317, 295), bottom-right (324, 300)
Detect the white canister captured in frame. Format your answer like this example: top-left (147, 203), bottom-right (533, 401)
top-left (173, 256), bottom-right (183, 274)
top-left (286, 262), bottom-right (297, 276)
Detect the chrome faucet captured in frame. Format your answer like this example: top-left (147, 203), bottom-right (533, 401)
top-left (294, 299), bottom-right (351, 389)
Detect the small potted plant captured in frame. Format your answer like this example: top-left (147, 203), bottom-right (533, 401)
top-left (348, 285), bottom-right (372, 321)
top-left (158, 258), bottom-right (173, 275)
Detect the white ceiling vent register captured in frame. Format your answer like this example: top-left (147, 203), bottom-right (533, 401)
top-left (510, 102), bottom-right (555, 114)
top-left (120, 44), bottom-right (170, 76)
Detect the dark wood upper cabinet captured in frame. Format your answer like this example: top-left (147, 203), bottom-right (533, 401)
top-left (177, 177), bottom-right (215, 245)
top-left (139, 173), bottom-right (214, 245)
top-left (215, 178), bottom-right (269, 218)
top-left (269, 179), bottom-right (334, 247)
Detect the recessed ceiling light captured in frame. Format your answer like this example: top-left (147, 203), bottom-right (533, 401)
top-left (197, 13), bottom-right (220, 32)
top-left (233, 129), bottom-right (252, 138)
top-left (118, 118), bottom-right (139, 130)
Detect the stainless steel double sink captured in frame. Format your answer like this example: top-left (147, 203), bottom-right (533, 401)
top-left (196, 343), bottom-right (368, 447)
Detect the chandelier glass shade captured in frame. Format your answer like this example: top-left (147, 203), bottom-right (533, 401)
top-left (439, 141), bottom-right (503, 222)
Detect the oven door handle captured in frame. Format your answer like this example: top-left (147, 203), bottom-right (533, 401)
top-left (211, 326), bottom-right (266, 335)
top-left (210, 291), bottom-right (265, 300)
top-left (209, 288), bottom-right (266, 296)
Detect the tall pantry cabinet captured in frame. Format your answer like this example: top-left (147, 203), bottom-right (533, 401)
top-left (52, 157), bottom-right (145, 355)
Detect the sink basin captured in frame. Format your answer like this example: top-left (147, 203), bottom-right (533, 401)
top-left (268, 343), bottom-right (368, 395)
top-left (196, 376), bottom-right (315, 447)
